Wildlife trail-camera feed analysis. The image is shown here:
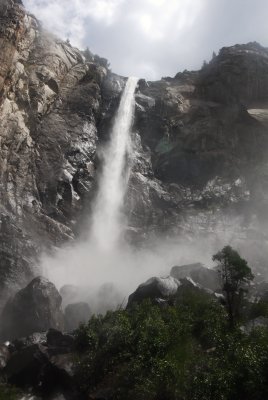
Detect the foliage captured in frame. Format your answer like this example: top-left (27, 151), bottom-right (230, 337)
top-left (72, 248), bottom-right (268, 399)
top-left (82, 47), bottom-right (110, 69)
top-left (94, 54), bottom-right (110, 69)
top-left (83, 46), bottom-right (94, 62)
top-left (74, 280), bottom-right (268, 400)
top-left (0, 384), bottom-right (21, 400)
top-left (249, 299), bottom-right (268, 319)
top-left (189, 327), bottom-right (268, 400)
top-left (213, 246), bottom-right (254, 327)
top-left (202, 59), bottom-right (208, 69)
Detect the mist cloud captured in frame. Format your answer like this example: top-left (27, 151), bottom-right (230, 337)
top-left (39, 213), bottom-right (251, 314)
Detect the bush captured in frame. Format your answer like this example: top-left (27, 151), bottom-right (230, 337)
top-left (74, 276), bottom-right (268, 399)
top-left (0, 384), bottom-right (21, 400)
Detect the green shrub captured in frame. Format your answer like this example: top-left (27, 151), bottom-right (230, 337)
top-left (74, 286), bottom-right (268, 400)
top-left (0, 384), bottom-right (21, 400)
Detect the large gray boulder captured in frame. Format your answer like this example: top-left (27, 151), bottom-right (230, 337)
top-left (170, 263), bottom-right (220, 292)
top-left (127, 276), bottom-right (180, 308)
top-left (127, 271), bottom-right (223, 309)
top-left (0, 277), bottom-right (64, 340)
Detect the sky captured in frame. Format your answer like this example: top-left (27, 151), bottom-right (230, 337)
top-left (23, 0), bottom-right (268, 80)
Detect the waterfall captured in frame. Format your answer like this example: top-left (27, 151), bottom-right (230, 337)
top-left (90, 77), bottom-right (138, 250)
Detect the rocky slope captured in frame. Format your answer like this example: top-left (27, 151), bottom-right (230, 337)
top-left (1, 1), bottom-right (268, 306)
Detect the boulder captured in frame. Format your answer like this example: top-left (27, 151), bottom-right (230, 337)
top-left (3, 331), bottom-right (77, 398)
top-left (0, 277), bottom-right (64, 341)
top-left (127, 276), bottom-right (180, 308)
top-left (127, 273), bottom-right (223, 310)
top-left (64, 302), bottom-right (91, 331)
top-left (170, 263), bottom-right (220, 292)
top-left (175, 277), bottom-right (220, 304)
top-left (5, 343), bottom-right (50, 386)
top-left (12, 332), bottom-right (47, 352)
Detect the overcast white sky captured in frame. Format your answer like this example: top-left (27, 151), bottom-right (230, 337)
top-left (23, 0), bottom-right (268, 80)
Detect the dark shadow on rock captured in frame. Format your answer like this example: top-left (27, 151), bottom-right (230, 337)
top-left (0, 277), bottom-right (64, 341)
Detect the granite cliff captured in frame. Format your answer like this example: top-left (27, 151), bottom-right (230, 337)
top-left (0, 0), bottom-right (121, 304)
top-left (1, 0), bottom-right (268, 306)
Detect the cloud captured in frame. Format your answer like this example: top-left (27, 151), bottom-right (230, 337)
top-left (24, 0), bottom-right (124, 46)
top-left (23, 0), bottom-right (268, 79)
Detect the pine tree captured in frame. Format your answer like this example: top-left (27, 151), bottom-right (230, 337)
top-left (213, 246), bottom-right (254, 327)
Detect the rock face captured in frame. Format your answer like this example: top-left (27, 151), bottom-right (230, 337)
top-left (0, 0), bottom-right (116, 305)
top-left (196, 43), bottom-right (268, 106)
top-left (127, 44), bottom-right (268, 241)
top-left (1, 0), bottom-right (268, 303)
top-left (0, 277), bottom-right (64, 340)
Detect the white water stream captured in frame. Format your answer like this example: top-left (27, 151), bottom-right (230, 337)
top-left (90, 77), bottom-right (138, 250)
